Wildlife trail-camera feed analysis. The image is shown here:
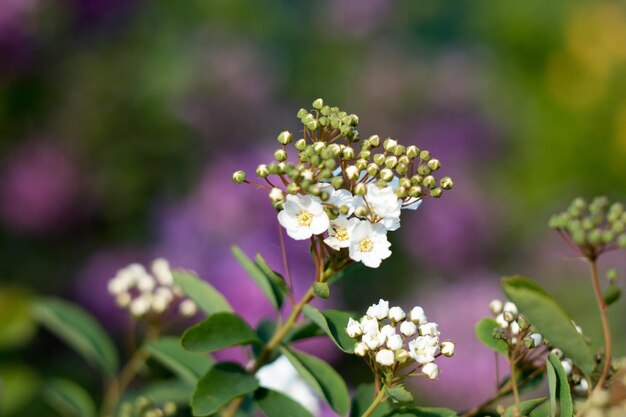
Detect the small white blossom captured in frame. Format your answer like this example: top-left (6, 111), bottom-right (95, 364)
top-left (388, 306), bottom-right (406, 322)
top-left (130, 294), bottom-right (152, 317)
top-left (503, 311), bottom-right (515, 323)
top-left (354, 184), bottom-right (402, 231)
top-left (573, 379), bottom-right (589, 395)
top-left (324, 217), bottom-right (360, 250)
top-left (503, 301), bottom-right (518, 315)
top-left (510, 321), bottom-right (521, 336)
top-left (363, 330), bottom-right (386, 350)
top-left (318, 183), bottom-right (356, 216)
top-left (345, 165), bottom-right (360, 180)
top-left (561, 359), bottom-right (573, 375)
top-left (360, 316), bottom-right (379, 334)
top-left (489, 299), bottom-right (503, 314)
top-left (422, 363), bottom-right (439, 380)
top-left (179, 299), bottom-right (197, 317)
top-left (409, 306), bottom-right (427, 324)
top-left (400, 321), bottom-right (417, 337)
top-left (151, 293), bottom-right (170, 313)
top-left (529, 333), bottom-right (543, 347)
top-left (354, 342), bottom-right (368, 357)
top-left (376, 349), bottom-right (396, 366)
top-left (387, 334), bottom-right (404, 351)
top-left (137, 274), bottom-right (156, 293)
top-left (495, 313), bottom-right (509, 328)
top-left (348, 221), bottom-right (392, 268)
top-left (115, 292), bottom-right (131, 308)
top-left (408, 335), bottom-right (438, 364)
top-left (419, 322), bottom-right (440, 337)
top-left (441, 341), bottom-right (455, 357)
top-left (278, 194), bottom-right (330, 240)
top-left (367, 299), bottom-right (390, 320)
top-left (346, 318), bottom-right (363, 338)
top-left (269, 187), bottom-right (285, 202)
top-left (381, 324), bottom-right (397, 338)
top-left (152, 258), bottom-right (174, 286)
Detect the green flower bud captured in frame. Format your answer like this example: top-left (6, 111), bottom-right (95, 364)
top-left (321, 105), bottom-right (331, 116)
top-left (419, 150), bottom-right (431, 161)
top-left (383, 138), bottom-right (397, 153)
top-left (342, 147), bottom-right (355, 160)
top-left (324, 159), bottom-right (337, 170)
top-left (373, 153), bottom-right (386, 166)
top-left (340, 125), bottom-right (352, 137)
top-left (573, 230), bottom-right (586, 245)
top-left (354, 183), bottom-right (367, 196)
top-left (385, 156), bottom-right (398, 169)
top-left (359, 149), bottom-right (371, 160)
top-left (320, 169), bottom-right (333, 179)
top-left (297, 108), bottom-right (308, 118)
top-left (295, 138), bottom-right (307, 151)
top-left (368, 135), bottom-right (381, 147)
top-left (268, 163), bottom-right (279, 175)
top-left (406, 145), bottom-right (419, 158)
top-left (410, 175), bottom-right (422, 185)
top-left (327, 143), bottom-right (341, 157)
top-left (395, 187), bottom-right (408, 199)
top-left (306, 120), bottom-right (320, 131)
top-left (256, 164), bottom-right (269, 178)
top-left (602, 230), bottom-right (615, 244)
top-left (417, 165), bottom-right (431, 176)
top-left (396, 163), bottom-right (408, 175)
top-left (339, 205), bottom-right (350, 215)
top-left (345, 165), bottom-right (360, 180)
top-left (440, 177), bottom-right (454, 190)
top-left (232, 170), bottom-right (246, 184)
top-left (409, 186), bottom-right (422, 198)
top-left (430, 187), bottom-right (443, 198)
top-left (309, 185), bottom-right (321, 196)
top-left (355, 158), bottom-right (368, 170)
top-left (606, 268), bottom-right (619, 282)
top-left (355, 206), bottom-right (369, 217)
top-left (277, 131), bottom-right (293, 144)
top-left (428, 159), bottom-right (441, 171)
top-left (395, 349), bottom-right (410, 363)
top-left (380, 168), bottom-right (394, 182)
top-left (619, 234), bottom-right (626, 248)
top-left (319, 116), bottom-right (329, 126)
top-left (330, 176), bottom-right (343, 189)
top-left (361, 139), bottom-right (371, 151)
top-left (269, 187), bottom-right (285, 202)
top-left (398, 155), bottom-right (410, 165)
top-left (350, 114), bottom-right (359, 126)
top-left (313, 282), bottom-right (330, 298)
top-left (612, 221), bottom-right (625, 234)
top-left (341, 116), bottom-right (352, 126)
top-left (422, 175), bottom-right (436, 189)
top-left (287, 183), bottom-right (300, 194)
top-left (399, 178), bottom-right (411, 189)
top-left (367, 163), bottom-right (379, 177)
top-left (313, 141), bottom-right (326, 153)
top-left (274, 149), bottom-right (287, 162)
top-left (312, 98), bottom-right (324, 109)
top-left (330, 116), bottom-right (341, 129)
top-left (588, 229), bottom-right (602, 245)
top-left (393, 144), bottom-right (405, 157)
top-left (320, 191), bottom-right (330, 201)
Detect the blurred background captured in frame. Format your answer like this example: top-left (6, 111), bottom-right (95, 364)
top-left (1, 0), bottom-right (626, 415)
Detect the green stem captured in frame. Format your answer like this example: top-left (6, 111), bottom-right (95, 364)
top-left (361, 386), bottom-right (386, 417)
top-left (589, 259), bottom-right (612, 391)
top-left (510, 360), bottom-right (521, 417)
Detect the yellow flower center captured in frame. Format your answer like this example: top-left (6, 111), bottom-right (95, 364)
top-left (335, 227), bottom-right (349, 241)
top-left (359, 237), bottom-right (373, 252)
top-left (297, 210), bottom-right (313, 227)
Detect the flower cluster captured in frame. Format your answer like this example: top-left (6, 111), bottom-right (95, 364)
top-left (489, 299), bottom-right (590, 395)
top-left (107, 258), bottom-right (197, 319)
top-left (233, 98), bottom-right (453, 268)
top-left (549, 196), bottom-right (626, 259)
top-left (346, 299), bottom-right (454, 381)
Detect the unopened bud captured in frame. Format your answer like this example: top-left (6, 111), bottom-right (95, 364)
top-left (313, 141), bottom-right (326, 153)
top-left (295, 138), bottom-right (307, 151)
top-left (367, 163), bottom-right (379, 176)
top-left (355, 206), bottom-right (369, 217)
top-left (232, 170), bottom-right (246, 184)
top-left (422, 175), bottom-right (436, 189)
top-left (345, 165), bottom-right (360, 180)
top-left (419, 150), bottom-right (431, 161)
top-left (406, 145), bottom-right (419, 158)
top-left (408, 186), bottom-right (422, 198)
top-left (373, 153), bottom-right (386, 166)
top-left (385, 156), bottom-right (398, 169)
top-left (355, 159), bottom-right (368, 170)
top-left (393, 145), bottom-right (405, 156)
top-left (354, 183), bottom-right (367, 196)
top-left (277, 131), bottom-right (293, 144)
top-left (380, 168), bottom-right (394, 182)
top-left (312, 98), bottom-right (324, 109)
top-left (430, 187), bottom-right (443, 198)
top-left (395, 187), bottom-right (408, 199)
top-left (368, 135), bottom-right (381, 147)
top-left (440, 177), bottom-right (454, 190)
top-left (287, 183), bottom-right (300, 194)
top-left (396, 163), bottom-right (408, 175)
top-left (359, 149), bottom-right (371, 160)
top-left (269, 188), bottom-right (285, 202)
top-left (256, 164), bottom-right (269, 178)
top-left (395, 349), bottom-right (410, 363)
top-left (383, 138), bottom-right (398, 152)
top-left (330, 177), bottom-right (343, 189)
top-left (342, 147), bottom-right (355, 160)
top-left (441, 341), bottom-right (455, 357)
top-left (274, 149), bottom-right (287, 162)
top-left (428, 159), bottom-right (441, 171)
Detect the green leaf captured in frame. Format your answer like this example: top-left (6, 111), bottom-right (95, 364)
top-left (385, 385), bottom-right (414, 403)
top-left (280, 346), bottom-right (350, 416)
top-left (287, 321), bottom-right (326, 342)
top-left (302, 305), bottom-right (357, 353)
top-left (546, 353), bottom-right (573, 417)
top-left (32, 298), bottom-right (118, 375)
top-left (43, 378), bottom-right (97, 417)
top-left (350, 384), bottom-right (391, 417)
top-left (192, 362), bottom-right (259, 416)
top-left (326, 262), bottom-right (363, 285)
top-left (383, 406), bottom-right (458, 417)
top-left (504, 398), bottom-right (546, 417)
top-left (0, 364), bottom-right (40, 415)
top-left (501, 276), bottom-right (595, 375)
top-left (147, 337), bottom-right (213, 382)
top-left (475, 318), bottom-right (508, 356)
top-left (136, 380), bottom-right (195, 404)
top-left (172, 269), bottom-right (232, 315)
top-left (232, 246), bottom-right (288, 311)
top-left (182, 312), bottom-right (261, 353)
top-left (254, 388), bottom-right (314, 417)
top-left (0, 289), bottom-right (36, 350)
top-left (603, 284), bottom-right (621, 306)
top-left (313, 282), bottom-right (330, 299)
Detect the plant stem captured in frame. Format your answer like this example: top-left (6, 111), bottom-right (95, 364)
top-left (510, 360), bottom-right (521, 417)
top-left (100, 325), bottom-right (159, 417)
top-left (589, 258), bottom-right (612, 391)
top-left (361, 386), bottom-right (386, 417)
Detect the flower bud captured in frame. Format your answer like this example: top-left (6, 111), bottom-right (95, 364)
top-left (409, 306), bottom-right (427, 324)
top-left (417, 165), bottom-right (431, 176)
top-left (313, 141), bottom-right (326, 153)
top-left (342, 147), bottom-right (355, 160)
top-left (297, 108), bottom-right (308, 118)
top-left (376, 349), bottom-right (396, 366)
top-left (383, 138), bottom-right (397, 152)
top-left (440, 177), bottom-right (454, 190)
top-left (396, 163), bottom-right (408, 175)
top-left (354, 342), bottom-right (368, 357)
top-left (359, 149), bottom-right (371, 160)
top-left (380, 168), bottom-right (394, 182)
top-left (295, 138), bottom-right (307, 151)
top-left (367, 163), bottom-right (379, 177)
top-left (368, 135), bottom-right (381, 147)
top-left (395, 349), bottom-right (410, 363)
top-left (355, 206), bottom-right (369, 217)
top-left (408, 186), bottom-right (422, 198)
top-left (355, 159), bottom-right (368, 170)
top-left (427, 159), bottom-right (441, 171)
top-left (232, 170), bottom-right (246, 184)
top-left (385, 156), bottom-right (398, 169)
top-left (277, 131), bottom-right (293, 144)
top-left (395, 187), bottom-right (408, 199)
top-left (387, 334), bottom-right (404, 351)
top-left (573, 379), bottom-right (589, 395)
top-left (350, 114), bottom-right (359, 126)
top-left (269, 188), bottom-right (285, 202)
top-left (529, 333), bottom-right (543, 347)
top-left (422, 175), bottom-right (436, 188)
top-left (393, 145), bottom-right (405, 157)
top-left (330, 176), bottom-right (343, 189)
top-left (306, 120), bottom-right (320, 131)
top-left (274, 149), bottom-right (287, 162)
top-left (430, 187), bottom-right (443, 198)
top-left (354, 183), bottom-right (367, 196)
top-left (419, 150), bottom-right (431, 161)
top-left (489, 299), bottom-right (503, 314)
top-left (312, 98), bottom-right (324, 109)
top-left (373, 153), bottom-right (386, 166)
top-left (422, 363), bottom-right (439, 379)
top-left (406, 145), bottom-right (419, 158)
top-left (256, 164), bottom-right (269, 178)
top-left (441, 341), bottom-right (455, 357)
top-left (619, 234), bottom-right (626, 248)
top-left (345, 165), bottom-right (360, 180)
top-left (561, 359), bottom-right (573, 375)
top-left (179, 299), bottom-right (197, 317)
top-left (287, 183), bottom-right (300, 194)
top-left (503, 311), bottom-right (515, 323)
top-left (550, 348), bottom-right (564, 359)
top-left (388, 306), bottom-right (406, 322)
top-left (400, 321), bottom-right (417, 336)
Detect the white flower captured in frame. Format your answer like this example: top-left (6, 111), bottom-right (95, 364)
top-left (400, 321), bottom-right (417, 337)
top-left (495, 314), bottom-right (509, 328)
top-left (345, 165), bottom-right (360, 180)
top-left (409, 306), bottom-right (427, 324)
top-left (561, 359), bottom-right (573, 375)
top-left (422, 363), bottom-right (439, 380)
top-left (419, 322), bottom-right (440, 337)
top-left (130, 294), bottom-right (152, 317)
top-left (346, 318), bottom-right (363, 338)
top-left (388, 306), bottom-right (406, 322)
top-left (503, 301), bottom-right (518, 315)
top-left (376, 349), bottom-right (396, 366)
top-left (348, 221), bottom-right (392, 268)
top-left (152, 258), bottom-right (173, 286)
top-left (354, 342), bottom-right (368, 356)
top-left (381, 324), bottom-right (397, 338)
top-left (179, 299), bottom-right (197, 317)
top-left (269, 187), bottom-right (285, 202)
top-left (408, 336), bottom-right (438, 364)
top-left (137, 273), bottom-right (156, 293)
top-left (489, 299), bottom-right (503, 314)
top-left (257, 356), bottom-right (320, 416)
top-left (510, 321), bottom-right (521, 336)
top-left (151, 292), bottom-right (171, 313)
top-left (360, 316), bottom-right (379, 334)
top-left (317, 183), bottom-right (356, 216)
top-left (366, 299), bottom-right (389, 320)
top-left (115, 292), bottom-right (131, 308)
top-left (324, 217), bottom-right (359, 250)
top-left (573, 379), bottom-right (589, 395)
top-left (278, 194), bottom-right (330, 240)
top-left (387, 334), bottom-right (404, 351)
top-left (441, 341), bottom-right (455, 357)
top-left (363, 330), bottom-right (386, 350)
top-left (529, 333), bottom-right (543, 347)
top-left (362, 184), bottom-right (402, 231)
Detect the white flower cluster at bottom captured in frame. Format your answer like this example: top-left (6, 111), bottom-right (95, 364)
top-left (346, 299), bottom-right (454, 380)
top-left (108, 258), bottom-right (197, 319)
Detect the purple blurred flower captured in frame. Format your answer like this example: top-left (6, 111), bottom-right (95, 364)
top-left (326, 0), bottom-right (390, 39)
top-left (0, 140), bottom-right (85, 234)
